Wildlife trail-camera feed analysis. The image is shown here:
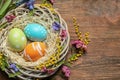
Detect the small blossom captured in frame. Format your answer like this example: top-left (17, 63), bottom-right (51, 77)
top-left (41, 66), bottom-right (54, 74)
top-left (41, 66), bottom-right (47, 72)
top-left (65, 70), bottom-right (70, 77)
top-left (62, 66), bottom-right (68, 72)
top-left (16, 0), bottom-right (35, 10)
top-left (60, 30), bottom-right (67, 40)
top-left (71, 40), bottom-right (83, 45)
top-left (62, 65), bottom-right (70, 78)
top-left (10, 63), bottom-right (19, 72)
top-left (47, 69), bottom-right (54, 74)
top-left (82, 45), bottom-right (87, 51)
top-left (52, 22), bottom-right (61, 31)
top-left (71, 40), bottom-right (87, 50)
top-left (5, 15), bottom-right (16, 22)
top-left (49, 0), bottom-right (55, 5)
top-left (26, 0), bottom-right (35, 10)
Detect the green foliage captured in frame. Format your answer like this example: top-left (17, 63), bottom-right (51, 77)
top-left (28, 9), bottom-right (35, 16)
top-left (0, 54), bottom-right (8, 71)
top-left (8, 72), bottom-right (21, 78)
top-left (0, 0), bottom-right (17, 20)
top-left (42, 0), bottom-right (49, 3)
top-left (0, 0), bottom-right (12, 19)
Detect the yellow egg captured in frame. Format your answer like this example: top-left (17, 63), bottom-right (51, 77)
top-left (23, 42), bottom-right (46, 62)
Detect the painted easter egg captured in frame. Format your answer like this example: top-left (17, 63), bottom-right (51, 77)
top-left (23, 42), bottom-right (46, 61)
top-left (24, 23), bottom-right (47, 41)
top-left (8, 28), bottom-right (27, 51)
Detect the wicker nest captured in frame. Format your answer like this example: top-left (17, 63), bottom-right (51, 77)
top-left (0, 4), bottom-right (70, 80)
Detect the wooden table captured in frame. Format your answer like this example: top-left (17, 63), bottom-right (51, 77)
top-left (0, 0), bottom-right (120, 80)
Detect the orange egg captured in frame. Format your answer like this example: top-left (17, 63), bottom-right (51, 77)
top-left (23, 42), bottom-right (46, 61)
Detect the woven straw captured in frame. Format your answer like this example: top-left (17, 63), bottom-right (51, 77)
top-left (0, 4), bottom-right (70, 80)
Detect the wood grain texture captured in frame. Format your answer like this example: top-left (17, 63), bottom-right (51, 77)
top-left (0, 0), bottom-right (120, 80)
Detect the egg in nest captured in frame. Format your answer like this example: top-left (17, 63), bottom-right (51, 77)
top-left (24, 23), bottom-right (48, 41)
top-left (23, 42), bottom-right (47, 62)
top-left (8, 28), bottom-right (27, 52)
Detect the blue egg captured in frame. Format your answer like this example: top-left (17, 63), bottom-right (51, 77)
top-left (24, 23), bottom-right (47, 41)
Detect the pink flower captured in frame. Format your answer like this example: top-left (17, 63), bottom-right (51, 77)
top-left (47, 69), bottom-right (54, 74)
top-left (5, 15), bottom-right (16, 22)
top-left (71, 40), bottom-right (83, 48)
top-left (60, 30), bottom-right (67, 40)
top-left (71, 40), bottom-right (87, 50)
top-left (65, 70), bottom-right (70, 77)
top-left (62, 66), bottom-right (68, 72)
top-left (41, 66), bottom-right (47, 72)
top-left (71, 40), bottom-right (83, 45)
top-left (82, 45), bottom-right (87, 51)
top-left (62, 65), bottom-right (71, 78)
top-left (41, 67), bottom-right (54, 74)
top-left (49, 0), bottom-right (55, 5)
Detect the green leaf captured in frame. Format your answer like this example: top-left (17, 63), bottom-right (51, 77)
top-left (42, 0), bottom-right (48, 3)
top-left (69, 54), bottom-right (77, 59)
top-left (28, 10), bottom-right (34, 16)
top-left (8, 72), bottom-right (21, 78)
top-left (1, 63), bottom-right (6, 71)
top-left (1, 60), bottom-right (8, 71)
top-left (0, 55), bottom-right (9, 71)
top-left (7, 3), bottom-right (17, 12)
top-left (0, 0), bottom-right (4, 9)
top-left (0, 0), bottom-right (12, 19)
top-left (54, 18), bottom-right (60, 22)
top-left (56, 60), bottom-right (65, 66)
top-left (64, 62), bottom-right (71, 67)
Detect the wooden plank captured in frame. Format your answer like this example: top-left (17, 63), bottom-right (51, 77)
top-left (0, 0), bottom-right (120, 80)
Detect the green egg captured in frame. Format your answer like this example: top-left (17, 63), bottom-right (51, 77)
top-left (8, 28), bottom-right (27, 51)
